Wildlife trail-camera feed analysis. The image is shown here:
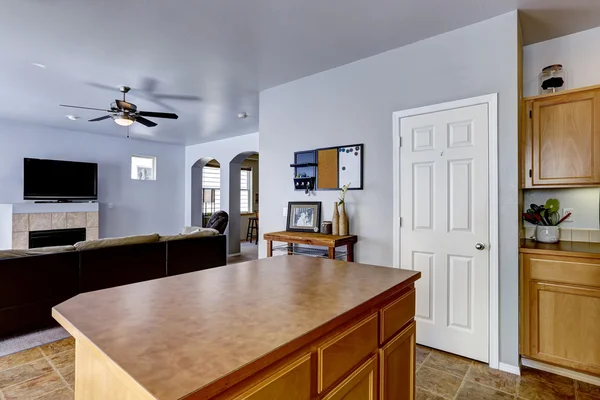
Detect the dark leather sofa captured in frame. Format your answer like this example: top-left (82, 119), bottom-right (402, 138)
top-left (0, 234), bottom-right (226, 338)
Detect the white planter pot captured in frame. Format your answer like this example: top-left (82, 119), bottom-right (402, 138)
top-left (536, 226), bottom-right (560, 243)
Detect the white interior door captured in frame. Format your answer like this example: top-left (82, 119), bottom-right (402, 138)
top-left (400, 103), bottom-right (489, 362)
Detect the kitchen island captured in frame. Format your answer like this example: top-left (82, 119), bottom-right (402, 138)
top-left (52, 255), bottom-right (420, 400)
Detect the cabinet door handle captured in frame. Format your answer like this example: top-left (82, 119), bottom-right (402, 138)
top-left (529, 169), bottom-right (532, 178)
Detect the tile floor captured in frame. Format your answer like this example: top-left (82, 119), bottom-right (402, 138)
top-left (0, 337), bottom-right (74, 400)
top-left (1, 338), bottom-right (598, 399)
top-left (416, 345), bottom-right (600, 399)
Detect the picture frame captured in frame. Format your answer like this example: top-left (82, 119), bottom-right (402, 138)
top-left (286, 201), bottom-right (322, 233)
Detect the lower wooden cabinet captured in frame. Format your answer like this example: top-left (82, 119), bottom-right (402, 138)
top-left (233, 354), bottom-right (312, 400)
top-left (379, 322), bottom-right (416, 400)
top-left (217, 285), bottom-right (416, 400)
top-left (521, 253), bottom-right (600, 375)
top-left (322, 355), bottom-right (377, 400)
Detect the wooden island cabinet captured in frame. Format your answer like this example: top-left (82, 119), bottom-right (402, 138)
top-left (53, 256), bottom-right (419, 400)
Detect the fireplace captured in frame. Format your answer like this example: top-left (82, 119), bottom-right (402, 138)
top-left (29, 228), bottom-right (86, 249)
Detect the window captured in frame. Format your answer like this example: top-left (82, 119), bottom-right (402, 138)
top-left (131, 155), bottom-right (156, 180)
top-left (202, 166), bottom-right (221, 210)
top-left (241, 169), bottom-right (251, 213)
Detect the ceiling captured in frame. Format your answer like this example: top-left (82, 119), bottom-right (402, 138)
top-left (2, 0), bottom-right (600, 145)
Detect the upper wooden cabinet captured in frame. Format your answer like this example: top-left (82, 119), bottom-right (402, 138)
top-left (522, 86), bottom-right (600, 188)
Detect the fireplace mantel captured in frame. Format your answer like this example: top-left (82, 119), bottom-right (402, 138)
top-left (0, 202), bottom-right (99, 250)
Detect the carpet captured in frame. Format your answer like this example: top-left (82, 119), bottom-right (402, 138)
top-left (0, 327), bottom-right (70, 357)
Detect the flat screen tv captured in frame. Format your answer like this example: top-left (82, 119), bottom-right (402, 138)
top-left (24, 158), bottom-right (98, 201)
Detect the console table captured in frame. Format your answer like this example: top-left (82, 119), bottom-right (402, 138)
top-left (264, 231), bottom-right (357, 261)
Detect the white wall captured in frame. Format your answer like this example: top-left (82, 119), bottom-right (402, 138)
top-left (523, 25), bottom-right (600, 97)
top-left (259, 12), bottom-right (519, 366)
top-left (185, 132), bottom-right (259, 253)
top-left (0, 120), bottom-right (185, 238)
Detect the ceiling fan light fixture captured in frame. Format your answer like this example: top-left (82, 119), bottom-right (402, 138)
top-left (113, 115), bottom-right (135, 126)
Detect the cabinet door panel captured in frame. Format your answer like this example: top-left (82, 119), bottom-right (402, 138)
top-left (530, 282), bottom-right (600, 374)
top-left (233, 353), bottom-right (311, 400)
top-left (322, 355), bottom-right (377, 400)
top-left (379, 322), bottom-right (416, 400)
top-left (532, 90), bottom-right (600, 185)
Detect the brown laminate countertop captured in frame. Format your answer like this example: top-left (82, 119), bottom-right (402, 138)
top-left (52, 255), bottom-right (419, 400)
top-left (520, 239), bottom-right (600, 258)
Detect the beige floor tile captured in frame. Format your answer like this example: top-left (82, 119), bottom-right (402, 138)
top-left (32, 387), bottom-right (73, 400)
top-left (456, 380), bottom-right (514, 399)
top-left (0, 348), bottom-right (44, 372)
top-left (48, 350), bottom-right (74, 370)
top-left (577, 381), bottom-right (600, 398)
top-left (520, 366), bottom-right (574, 388)
top-left (416, 345), bottom-right (432, 365)
top-left (518, 376), bottom-right (575, 400)
top-left (39, 338), bottom-right (75, 357)
top-left (422, 349), bottom-right (472, 378)
top-left (416, 387), bottom-right (446, 399)
top-left (416, 365), bottom-right (462, 399)
top-left (465, 362), bottom-right (519, 394)
top-left (2, 371), bottom-right (66, 400)
top-left (58, 365), bottom-right (74, 388)
top-left (0, 359), bottom-right (53, 389)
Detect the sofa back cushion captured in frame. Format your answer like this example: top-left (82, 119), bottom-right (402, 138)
top-left (74, 233), bottom-right (159, 251)
top-left (0, 245), bottom-right (76, 259)
top-left (78, 241), bottom-right (166, 293)
top-left (159, 228), bottom-right (219, 242)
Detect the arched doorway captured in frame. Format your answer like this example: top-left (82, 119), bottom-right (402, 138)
top-left (229, 151), bottom-right (259, 256)
top-left (190, 157), bottom-right (220, 227)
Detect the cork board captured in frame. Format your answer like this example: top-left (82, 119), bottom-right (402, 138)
top-left (317, 149), bottom-right (338, 189)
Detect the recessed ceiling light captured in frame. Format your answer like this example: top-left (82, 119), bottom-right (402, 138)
top-left (65, 115), bottom-right (80, 121)
top-left (31, 63), bottom-right (47, 69)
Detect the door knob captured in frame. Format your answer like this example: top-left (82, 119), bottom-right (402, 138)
top-left (475, 242), bottom-right (485, 250)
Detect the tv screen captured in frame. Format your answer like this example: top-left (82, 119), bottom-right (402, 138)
top-left (24, 158), bottom-right (98, 201)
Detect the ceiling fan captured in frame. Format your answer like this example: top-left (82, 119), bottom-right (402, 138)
top-left (60, 86), bottom-right (178, 128)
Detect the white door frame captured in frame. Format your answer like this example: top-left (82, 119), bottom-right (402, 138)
top-left (392, 93), bottom-right (499, 370)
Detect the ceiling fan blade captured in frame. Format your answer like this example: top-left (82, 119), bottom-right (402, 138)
top-left (86, 82), bottom-right (119, 92)
top-left (89, 115), bottom-right (112, 122)
top-left (115, 99), bottom-right (137, 112)
top-left (138, 111), bottom-right (178, 119)
top-left (60, 104), bottom-right (110, 112)
top-left (135, 116), bottom-right (158, 127)
top-left (153, 94), bottom-right (201, 101)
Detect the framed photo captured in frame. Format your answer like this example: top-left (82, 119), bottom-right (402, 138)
top-left (286, 201), bottom-right (322, 233)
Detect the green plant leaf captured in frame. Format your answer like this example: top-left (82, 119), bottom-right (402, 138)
top-left (544, 198), bottom-right (559, 213)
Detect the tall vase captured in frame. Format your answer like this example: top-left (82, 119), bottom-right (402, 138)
top-left (339, 203), bottom-right (349, 236)
top-left (332, 202), bottom-right (339, 235)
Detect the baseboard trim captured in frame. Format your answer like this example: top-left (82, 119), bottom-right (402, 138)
top-left (227, 253), bottom-right (241, 257)
top-left (498, 362), bottom-right (520, 376)
top-left (521, 358), bottom-right (600, 386)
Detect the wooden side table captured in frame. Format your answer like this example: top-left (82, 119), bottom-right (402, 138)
top-left (264, 231), bottom-right (357, 262)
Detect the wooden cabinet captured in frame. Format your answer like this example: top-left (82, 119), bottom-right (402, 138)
top-left (318, 313), bottom-right (378, 393)
top-left (521, 253), bottom-right (600, 375)
top-left (233, 354), bottom-right (312, 400)
top-left (521, 86), bottom-right (600, 188)
top-left (379, 322), bottom-right (416, 400)
top-left (322, 355), bottom-right (377, 400)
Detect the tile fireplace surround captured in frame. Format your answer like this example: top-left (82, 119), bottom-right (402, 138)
top-left (0, 203), bottom-right (99, 250)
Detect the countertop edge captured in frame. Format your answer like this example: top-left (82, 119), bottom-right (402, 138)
top-left (519, 239), bottom-right (600, 259)
top-left (182, 271), bottom-right (420, 399)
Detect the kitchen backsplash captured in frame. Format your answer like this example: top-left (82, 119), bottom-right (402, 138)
top-left (522, 227), bottom-right (600, 243)
top-left (523, 188), bottom-right (600, 230)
